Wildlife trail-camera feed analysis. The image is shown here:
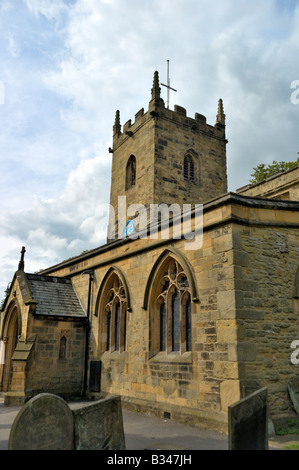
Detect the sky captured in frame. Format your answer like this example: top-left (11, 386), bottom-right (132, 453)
top-left (0, 0), bottom-right (298, 297)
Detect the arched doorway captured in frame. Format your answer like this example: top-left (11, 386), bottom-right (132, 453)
top-left (1, 306), bottom-right (19, 391)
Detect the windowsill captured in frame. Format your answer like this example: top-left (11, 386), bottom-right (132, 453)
top-left (101, 350), bottom-right (127, 359)
top-left (149, 351), bottom-right (192, 364)
top-left (125, 185), bottom-right (136, 192)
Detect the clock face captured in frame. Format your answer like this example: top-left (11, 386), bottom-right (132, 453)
top-left (122, 220), bottom-right (136, 237)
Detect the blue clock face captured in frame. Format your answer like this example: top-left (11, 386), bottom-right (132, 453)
top-left (122, 220), bottom-right (136, 237)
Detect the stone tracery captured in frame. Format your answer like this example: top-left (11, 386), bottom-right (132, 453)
top-left (153, 258), bottom-right (192, 354)
top-left (101, 272), bottom-right (127, 353)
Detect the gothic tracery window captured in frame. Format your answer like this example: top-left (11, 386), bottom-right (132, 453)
top-left (153, 258), bottom-right (192, 354)
top-left (126, 155), bottom-right (136, 190)
top-left (102, 273), bottom-right (127, 353)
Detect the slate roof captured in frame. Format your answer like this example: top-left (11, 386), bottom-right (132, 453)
top-left (25, 273), bottom-right (86, 319)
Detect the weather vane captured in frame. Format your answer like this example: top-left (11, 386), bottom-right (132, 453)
top-left (161, 60), bottom-right (177, 109)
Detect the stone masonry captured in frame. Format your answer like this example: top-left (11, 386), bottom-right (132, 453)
top-left (40, 193), bottom-right (299, 431)
top-left (1, 71), bottom-right (299, 433)
top-left (108, 71), bottom-right (227, 239)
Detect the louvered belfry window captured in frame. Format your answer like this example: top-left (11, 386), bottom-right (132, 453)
top-left (183, 154), bottom-right (195, 182)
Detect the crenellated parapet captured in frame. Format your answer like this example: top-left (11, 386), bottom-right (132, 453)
top-left (108, 70), bottom-right (228, 240)
top-left (112, 71), bottom-right (226, 150)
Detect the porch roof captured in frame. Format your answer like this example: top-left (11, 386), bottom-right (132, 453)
top-left (25, 273), bottom-right (86, 319)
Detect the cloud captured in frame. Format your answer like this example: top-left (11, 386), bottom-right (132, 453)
top-left (0, 155), bottom-right (110, 251)
top-left (0, 0), bottom-right (298, 296)
top-left (0, 155), bottom-right (111, 295)
top-left (23, 0), bottom-right (69, 20)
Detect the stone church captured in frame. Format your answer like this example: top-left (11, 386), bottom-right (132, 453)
top-left (1, 71), bottom-right (299, 433)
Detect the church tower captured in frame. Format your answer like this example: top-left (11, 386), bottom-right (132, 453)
top-left (108, 71), bottom-right (227, 240)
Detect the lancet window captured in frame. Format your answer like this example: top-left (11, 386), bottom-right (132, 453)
top-left (125, 155), bottom-right (136, 190)
top-left (102, 273), bottom-right (127, 353)
top-left (59, 335), bottom-right (67, 359)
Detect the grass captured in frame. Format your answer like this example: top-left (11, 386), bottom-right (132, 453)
top-left (276, 427), bottom-right (299, 436)
top-left (285, 444), bottom-right (299, 450)
top-left (276, 419), bottom-right (299, 436)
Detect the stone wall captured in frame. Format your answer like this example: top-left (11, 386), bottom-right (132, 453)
top-left (152, 104), bottom-right (227, 208)
top-left (43, 197), bottom-right (242, 431)
top-left (108, 74), bottom-right (227, 239)
top-left (25, 317), bottom-right (85, 399)
top-left (41, 194), bottom-right (299, 430)
top-left (234, 222), bottom-right (299, 418)
top-left (0, 272), bottom-right (86, 403)
top-left (109, 108), bottom-right (156, 238)
top-left (237, 166), bottom-right (299, 201)
top-left (86, 225), bottom-right (238, 432)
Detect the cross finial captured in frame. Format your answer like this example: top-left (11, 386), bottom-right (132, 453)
top-left (161, 60), bottom-right (177, 109)
top-left (18, 246), bottom-right (26, 271)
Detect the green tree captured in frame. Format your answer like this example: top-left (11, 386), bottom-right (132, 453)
top-left (250, 158), bottom-right (299, 184)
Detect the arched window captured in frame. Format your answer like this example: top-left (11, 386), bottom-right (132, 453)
top-left (126, 155), bottom-right (136, 190)
top-left (100, 272), bottom-right (127, 353)
top-left (183, 154), bottom-right (195, 183)
top-left (59, 335), bottom-right (67, 359)
top-left (152, 258), bottom-right (192, 354)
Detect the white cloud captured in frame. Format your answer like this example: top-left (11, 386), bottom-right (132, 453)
top-left (0, 0), bottom-right (298, 296)
top-left (0, 154), bottom-right (111, 296)
top-left (24, 0), bottom-right (69, 20)
top-left (4, 33), bottom-right (20, 58)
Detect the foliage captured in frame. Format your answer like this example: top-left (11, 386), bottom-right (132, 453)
top-left (276, 424), bottom-right (299, 436)
top-left (249, 158), bottom-right (299, 184)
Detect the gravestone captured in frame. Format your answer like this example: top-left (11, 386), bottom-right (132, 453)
top-left (73, 395), bottom-right (125, 450)
top-left (8, 393), bottom-right (126, 450)
top-left (288, 376), bottom-right (299, 415)
top-left (8, 393), bottom-right (74, 450)
top-left (228, 387), bottom-right (268, 450)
